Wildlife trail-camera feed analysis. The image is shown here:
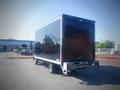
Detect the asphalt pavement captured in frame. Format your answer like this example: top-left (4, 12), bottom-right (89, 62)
top-left (0, 52), bottom-right (120, 90)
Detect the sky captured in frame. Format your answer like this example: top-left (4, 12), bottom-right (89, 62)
top-left (0, 0), bottom-right (120, 43)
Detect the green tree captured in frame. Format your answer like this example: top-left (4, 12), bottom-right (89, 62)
top-left (104, 40), bottom-right (114, 48)
top-left (96, 40), bottom-right (114, 48)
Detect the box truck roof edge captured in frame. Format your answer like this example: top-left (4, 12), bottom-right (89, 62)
top-left (35, 14), bottom-right (95, 34)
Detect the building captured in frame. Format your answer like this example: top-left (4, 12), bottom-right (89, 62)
top-left (115, 43), bottom-right (120, 51)
top-left (0, 39), bottom-right (34, 52)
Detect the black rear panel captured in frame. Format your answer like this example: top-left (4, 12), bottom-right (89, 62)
top-left (62, 15), bottom-right (95, 62)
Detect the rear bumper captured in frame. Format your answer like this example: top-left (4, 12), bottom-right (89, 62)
top-left (68, 64), bottom-right (92, 71)
top-left (67, 61), bottom-right (93, 71)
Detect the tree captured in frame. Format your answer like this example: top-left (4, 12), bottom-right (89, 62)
top-left (96, 40), bottom-right (114, 48)
top-left (96, 41), bottom-right (106, 48)
top-left (104, 40), bottom-right (114, 48)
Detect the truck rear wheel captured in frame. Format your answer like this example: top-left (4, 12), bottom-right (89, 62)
top-left (94, 61), bottom-right (100, 69)
top-left (48, 63), bottom-right (57, 73)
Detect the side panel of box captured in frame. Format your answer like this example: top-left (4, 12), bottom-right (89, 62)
top-left (35, 18), bottom-right (61, 63)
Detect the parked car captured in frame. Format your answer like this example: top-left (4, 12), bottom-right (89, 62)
top-left (21, 51), bottom-right (33, 56)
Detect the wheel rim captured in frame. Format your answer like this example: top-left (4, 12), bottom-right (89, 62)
top-left (49, 64), bottom-right (53, 73)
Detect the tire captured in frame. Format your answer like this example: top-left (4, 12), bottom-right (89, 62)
top-left (94, 61), bottom-right (100, 69)
top-left (48, 63), bottom-right (57, 74)
top-left (35, 59), bottom-right (39, 65)
top-left (39, 60), bottom-right (43, 65)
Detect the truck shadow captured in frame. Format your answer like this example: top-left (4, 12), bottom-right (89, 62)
top-left (72, 65), bottom-right (120, 85)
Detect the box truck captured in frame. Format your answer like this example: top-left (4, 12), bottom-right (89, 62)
top-left (34, 14), bottom-right (99, 75)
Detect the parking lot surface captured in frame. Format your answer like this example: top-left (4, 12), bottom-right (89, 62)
top-left (0, 52), bottom-right (120, 90)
